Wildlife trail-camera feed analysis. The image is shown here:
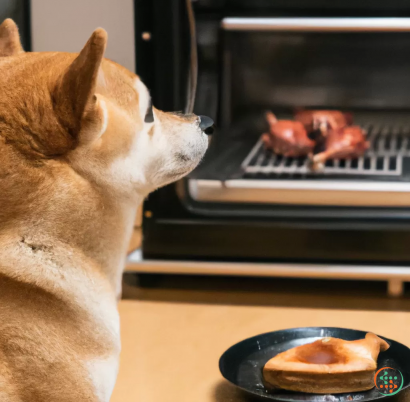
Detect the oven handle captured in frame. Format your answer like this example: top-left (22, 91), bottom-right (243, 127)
top-left (185, 0), bottom-right (198, 114)
top-left (222, 18), bottom-right (410, 32)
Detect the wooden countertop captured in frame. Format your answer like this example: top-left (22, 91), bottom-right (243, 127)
top-left (111, 274), bottom-right (410, 402)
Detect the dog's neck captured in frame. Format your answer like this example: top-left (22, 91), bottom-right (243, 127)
top-left (0, 153), bottom-right (141, 296)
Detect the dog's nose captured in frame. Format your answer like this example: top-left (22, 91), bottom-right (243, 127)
top-left (198, 115), bottom-right (215, 135)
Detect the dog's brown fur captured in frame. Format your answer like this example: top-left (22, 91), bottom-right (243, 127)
top-left (0, 18), bottom-right (208, 401)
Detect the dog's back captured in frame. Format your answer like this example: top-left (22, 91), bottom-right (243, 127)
top-left (0, 234), bottom-right (121, 402)
top-left (0, 17), bottom-right (208, 401)
top-left (0, 43), bottom-right (120, 401)
top-left (0, 20), bottom-right (122, 402)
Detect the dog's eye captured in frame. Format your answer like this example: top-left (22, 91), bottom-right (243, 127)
top-left (144, 102), bottom-right (154, 123)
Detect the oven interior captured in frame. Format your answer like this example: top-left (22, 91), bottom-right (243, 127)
top-left (188, 28), bottom-right (410, 211)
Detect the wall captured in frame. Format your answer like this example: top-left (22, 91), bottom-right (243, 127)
top-left (31, 0), bottom-right (136, 72)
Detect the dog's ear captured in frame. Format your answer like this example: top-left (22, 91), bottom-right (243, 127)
top-left (0, 19), bottom-right (24, 57)
top-left (54, 28), bottom-right (108, 145)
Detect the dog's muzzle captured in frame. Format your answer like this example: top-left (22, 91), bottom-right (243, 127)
top-left (198, 115), bottom-right (215, 135)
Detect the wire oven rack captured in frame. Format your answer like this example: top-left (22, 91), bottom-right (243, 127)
top-left (241, 124), bottom-right (410, 177)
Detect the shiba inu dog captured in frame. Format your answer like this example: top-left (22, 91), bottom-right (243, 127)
top-left (0, 18), bottom-right (211, 401)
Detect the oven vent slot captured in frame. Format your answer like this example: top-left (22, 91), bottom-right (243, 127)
top-left (241, 125), bottom-right (410, 177)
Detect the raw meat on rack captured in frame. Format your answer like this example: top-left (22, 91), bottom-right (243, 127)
top-left (294, 110), bottom-right (352, 137)
top-left (262, 112), bottom-right (315, 157)
top-left (311, 126), bottom-right (369, 170)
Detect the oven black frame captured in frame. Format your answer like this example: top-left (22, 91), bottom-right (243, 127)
top-left (135, 0), bottom-right (410, 264)
top-left (21, 0), bottom-right (31, 51)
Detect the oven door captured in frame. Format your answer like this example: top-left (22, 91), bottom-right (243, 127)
top-left (190, 18), bottom-right (410, 212)
top-left (138, 2), bottom-right (410, 264)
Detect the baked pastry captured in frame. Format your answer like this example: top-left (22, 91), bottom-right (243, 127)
top-left (263, 333), bottom-right (390, 394)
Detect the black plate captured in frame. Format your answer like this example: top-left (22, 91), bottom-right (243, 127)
top-left (219, 327), bottom-right (410, 401)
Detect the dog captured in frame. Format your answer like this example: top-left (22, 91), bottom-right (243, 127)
top-left (0, 18), bottom-right (210, 401)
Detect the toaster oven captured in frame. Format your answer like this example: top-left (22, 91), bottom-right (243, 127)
top-left (132, 0), bottom-right (410, 295)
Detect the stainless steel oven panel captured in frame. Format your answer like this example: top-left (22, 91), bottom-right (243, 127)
top-left (222, 17), bottom-right (410, 32)
top-left (126, 252), bottom-right (408, 297)
top-left (189, 179), bottom-right (410, 206)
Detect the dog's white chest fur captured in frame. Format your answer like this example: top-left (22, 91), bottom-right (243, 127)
top-left (86, 354), bottom-right (120, 402)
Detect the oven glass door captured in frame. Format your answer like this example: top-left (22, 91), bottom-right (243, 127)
top-left (188, 18), bottom-right (410, 208)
